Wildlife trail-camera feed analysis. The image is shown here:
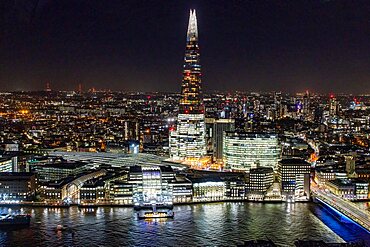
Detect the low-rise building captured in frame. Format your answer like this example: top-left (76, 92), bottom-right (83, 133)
top-left (0, 158), bottom-right (13, 172)
top-left (326, 179), bottom-right (355, 200)
top-left (352, 179), bottom-right (369, 200)
top-left (31, 161), bottom-right (87, 182)
top-left (110, 181), bottom-right (133, 205)
top-left (190, 177), bottom-right (225, 202)
top-left (225, 178), bottom-right (246, 199)
top-left (171, 175), bottom-right (193, 203)
top-left (247, 167), bottom-right (274, 193)
top-left (80, 180), bottom-right (105, 203)
top-left (278, 158), bottom-right (310, 201)
top-left (39, 178), bottom-right (74, 203)
top-left (0, 172), bottom-right (36, 201)
top-left (315, 167), bottom-right (347, 185)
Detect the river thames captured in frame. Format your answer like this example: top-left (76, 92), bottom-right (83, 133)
top-left (0, 202), bottom-right (369, 246)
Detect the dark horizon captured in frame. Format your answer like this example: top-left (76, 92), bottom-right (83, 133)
top-left (1, 1), bottom-right (370, 93)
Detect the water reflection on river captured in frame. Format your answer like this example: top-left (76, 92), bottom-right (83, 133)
top-left (0, 202), bottom-right (368, 246)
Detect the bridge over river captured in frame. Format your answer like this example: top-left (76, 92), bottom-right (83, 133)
top-left (312, 187), bottom-right (370, 233)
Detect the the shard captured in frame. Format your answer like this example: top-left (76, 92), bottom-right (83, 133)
top-left (170, 9), bottom-right (206, 161)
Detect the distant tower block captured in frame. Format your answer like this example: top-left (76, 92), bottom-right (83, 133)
top-left (329, 94), bottom-right (338, 117)
top-left (78, 83), bottom-right (82, 93)
top-left (45, 82), bottom-right (51, 92)
top-left (345, 153), bottom-right (356, 176)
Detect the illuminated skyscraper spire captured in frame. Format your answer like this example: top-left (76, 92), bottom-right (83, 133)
top-left (170, 9), bottom-right (206, 161)
top-left (187, 9), bottom-right (198, 41)
top-left (180, 9), bottom-right (203, 114)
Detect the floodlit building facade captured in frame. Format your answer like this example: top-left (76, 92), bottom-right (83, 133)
top-left (31, 162), bottom-right (87, 182)
top-left (0, 158), bottom-right (13, 172)
top-left (223, 132), bottom-right (281, 171)
top-left (0, 172), bottom-right (36, 201)
top-left (131, 165), bottom-right (174, 207)
top-left (278, 158), bottom-right (311, 201)
top-left (190, 178), bottom-right (225, 202)
top-left (248, 167), bottom-right (274, 192)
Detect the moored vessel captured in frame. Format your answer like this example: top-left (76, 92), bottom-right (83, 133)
top-left (137, 209), bottom-right (174, 219)
top-left (0, 214), bottom-right (31, 226)
top-left (136, 202), bottom-right (174, 219)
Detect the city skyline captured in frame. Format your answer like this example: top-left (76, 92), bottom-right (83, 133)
top-left (0, 3), bottom-right (370, 245)
top-left (2, 1), bottom-right (370, 93)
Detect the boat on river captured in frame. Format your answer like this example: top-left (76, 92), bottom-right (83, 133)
top-left (0, 214), bottom-right (31, 227)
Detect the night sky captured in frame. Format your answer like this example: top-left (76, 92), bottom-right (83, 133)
top-left (1, 0), bottom-right (370, 93)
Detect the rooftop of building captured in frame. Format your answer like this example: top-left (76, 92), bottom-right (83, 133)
top-left (350, 178), bottom-right (369, 184)
top-left (81, 179), bottom-right (105, 187)
top-left (40, 176), bottom-right (76, 188)
top-left (0, 157), bottom-right (12, 163)
top-left (316, 166), bottom-right (346, 173)
top-left (188, 176), bottom-right (224, 184)
top-left (160, 165), bottom-right (174, 173)
top-left (355, 167), bottom-right (370, 174)
top-left (129, 165), bottom-right (142, 173)
top-left (0, 150), bottom-right (28, 157)
top-left (250, 167), bottom-right (274, 174)
top-left (189, 169), bottom-right (245, 178)
top-left (172, 175), bottom-right (192, 184)
top-left (327, 179), bottom-right (354, 187)
top-left (225, 131), bottom-right (277, 138)
top-left (82, 169), bottom-right (111, 183)
top-left (0, 172), bottom-right (35, 180)
top-left (34, 161), bottom-right (86, 169)
top-left (237, 240), bottom-right (277, 247)
top-left (129, 165), bottom-right (174, 173)
top-left (279, 158), bottom-right (310, 166)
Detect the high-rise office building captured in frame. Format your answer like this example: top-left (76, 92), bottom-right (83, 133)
top-left (345, 153), bottom-right (356, 176)
top-left (223, 132), bottom-right (281, 172)
top-left (329, 94), bottom-right (338, 117)
top-left (302, 91), bottom-right (310, 118)
top-left (170, 10), bottom-right (206, 161)
top-left (274, 92), bottom-right (283, 120)
top-left (212, 119), bottom-right (235, 161)
top-left (205, 118), bottom-right (216, 157)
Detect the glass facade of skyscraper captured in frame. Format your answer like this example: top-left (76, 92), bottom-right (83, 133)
top-left (170, 10), bottom-right (206, 161)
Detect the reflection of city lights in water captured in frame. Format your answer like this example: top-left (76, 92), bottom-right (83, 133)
top-left (143, 217), bottom-right (172, 225)
top-left (286, 201), bottom-right (295, 214)
top-left (95, 207), bottom-right (103, 220)
top-left (0, 203), bottom-right (368, 245)
top-left (56, 230), bottom-right (62, 239)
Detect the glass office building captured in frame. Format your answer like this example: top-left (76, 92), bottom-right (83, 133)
top-left (223, 132), bottom-right (281, 172)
